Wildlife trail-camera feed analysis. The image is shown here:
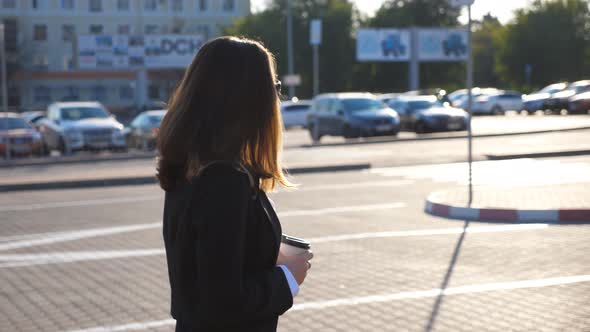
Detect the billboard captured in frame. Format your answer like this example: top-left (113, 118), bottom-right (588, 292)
top-left (356, 29), bottom-right (411, 62)
top-left (77, 35), bottom-right (205, 69)
top-left (417, 28), bottom-right (468, 61)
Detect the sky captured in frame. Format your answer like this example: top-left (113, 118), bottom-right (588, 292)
top-left (250, 0), bottom-right (534, 24)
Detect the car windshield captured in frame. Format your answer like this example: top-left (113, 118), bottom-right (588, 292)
top-left (342, 98), bottom-right (384, 112)
top-left (574, 85), bottom-right (590, 94)
top-left (148, 115), bottom-right (164, 125)
top-left (0, 117), bottom-right (32, 130)
top-left (407, 100), bottom-right (442, 111)
top-left (61, 107), bottom-right (109, 120)
top-left (285, 105), bottom-right (311, 112)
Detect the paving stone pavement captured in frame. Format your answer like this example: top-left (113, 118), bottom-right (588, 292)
top-left (1, 158), bottom-right (589, 331)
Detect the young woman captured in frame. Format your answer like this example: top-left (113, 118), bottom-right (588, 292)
top-left (158, 37), bottom-right (313, 332)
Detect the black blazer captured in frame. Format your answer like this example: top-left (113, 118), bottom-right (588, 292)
top-left (162, 162), bottom-right (293, 332)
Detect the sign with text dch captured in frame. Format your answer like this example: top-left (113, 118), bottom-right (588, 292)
top-left (77, 35), bottom-right (205, 69)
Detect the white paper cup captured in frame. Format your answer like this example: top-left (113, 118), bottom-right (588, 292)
top-left (280, 242), bottom-right (309, 256)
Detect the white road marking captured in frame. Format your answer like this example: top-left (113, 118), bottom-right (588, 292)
top-left (0, 222), bottom-right (160, 252)
top-left (307, 223), bottom-right (549, 243)
top-left (0, 249), bottom-right (165, 268)
top-left (66, 274), bottom-right (590, 332)
top-left (0, 224), bottom-right (549, 268)
top-left (291, 274), bottom-right (590, 311)
top-left (281, 180), bottom-right (414, 192)
top-left (0, 195), bottom-right (162, 212)
top-left (278, 203), bottom-right (406, 217)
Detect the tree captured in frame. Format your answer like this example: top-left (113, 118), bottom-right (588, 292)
top-left (472, 13), bottom-right (502, 87)
top-left (494, 0), bottom-right (590, 91)
top-left (224, 0), bottom-right (357, 98)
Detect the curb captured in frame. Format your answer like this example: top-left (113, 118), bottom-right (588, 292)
top-left (0, 152), bottom-right (157, 169)
top-left (301, 126), bottom-right (590, 149)
top-left (0, 163), bottom-right (371, 192)
top-left (486, 149), bottom-right (590, 160)
top-left (424, 196), bottom-right (590, 224)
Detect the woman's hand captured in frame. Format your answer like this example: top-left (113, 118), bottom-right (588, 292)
top-left (279, 250), bottom-right (313, 285)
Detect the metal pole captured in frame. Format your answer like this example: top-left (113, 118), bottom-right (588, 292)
top-left (409, 27), bottom-right (419, 91)
top-left (467, 5), bottom-right (473, 206)
top-left (0, 24), bottom-right (9, 160)
top-left (313, 44), bottom-right (319, 96)
top-left (286, 0), bottom-right (295, 98)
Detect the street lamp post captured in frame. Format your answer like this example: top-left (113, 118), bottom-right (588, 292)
top-left (286, 0), bottom-right (295, 98)
top-left (0, 24), bottom-right (9, 160)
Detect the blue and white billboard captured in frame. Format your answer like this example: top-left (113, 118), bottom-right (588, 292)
top-left (417, 28), bottom-right (468, 61)
top-left (356, 29), bottom-right (411, 62)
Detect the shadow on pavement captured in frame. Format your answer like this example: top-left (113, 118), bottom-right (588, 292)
top-left (425, 220), bottom-right (470, 332)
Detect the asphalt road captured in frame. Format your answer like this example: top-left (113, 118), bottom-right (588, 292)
top-left (1, 156), bottom-right (589, 331)
top-left (2, 129), bottom-right (589, 187)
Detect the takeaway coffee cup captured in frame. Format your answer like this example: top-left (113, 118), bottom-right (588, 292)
top-left (280, 234), bottom-right (311, 256)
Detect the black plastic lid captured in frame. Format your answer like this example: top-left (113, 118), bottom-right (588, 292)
top-left (281, 234), bottom-right (311, 249)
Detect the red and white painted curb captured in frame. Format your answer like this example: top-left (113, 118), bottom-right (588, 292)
top-left (425, 196), bottom-right (590, 224)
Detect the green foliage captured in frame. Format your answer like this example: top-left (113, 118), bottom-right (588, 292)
top-left (494, 0), bottom-right (590, 91)
top-left (224, 0), bottom-right (590, 97)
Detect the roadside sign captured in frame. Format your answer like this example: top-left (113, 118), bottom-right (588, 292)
top-left (356, 29), bottom-right (411, 62)
top-left (310, 19), bottom-right (322, 46)
top-left (283, 74), bottom-right (302, 87)
top-left (417, 28), bottom-right (468, 61)
top-left (449, 0), bottom-right (474, 6)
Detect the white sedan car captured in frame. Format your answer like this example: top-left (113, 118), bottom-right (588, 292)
top-left (471, 90), bottom-right (523, 115)
top-left (281, 100), bottom-right (312, 129)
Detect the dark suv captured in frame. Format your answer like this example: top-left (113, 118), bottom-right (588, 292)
top-left (307, 93), bottom-right (400, 143)
top-left (381, 34), bottom-right (406, 57)
top-left (443, 33), bottom-right (467, 57)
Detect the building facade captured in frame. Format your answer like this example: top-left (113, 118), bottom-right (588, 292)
top-left (1, 0), bottom-right (250, 113)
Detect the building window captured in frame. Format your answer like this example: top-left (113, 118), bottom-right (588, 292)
top-left (171, 0), bottom-right (183, 11)
top-left (92, 86), bottom-right (107, 101)
top-left (144, 0), bottom-right (157, 11)
top-left (34, 86), bottom-right (51, 104)
top-left (117, 0), bottom-right (130, 11)
top-left (64, 86), bottom-right (79, 101)
top-left (222, 0), bottom-right (235, 11)
top-left (33, 24), bottom-right (47, 41)
top-left (120, 85), bottom-right (134, 100)
top-left (2, 0), bottom-right (16, 9)
top-left (198, 0), bottom-right (207, 11)
top-left (148, 85), bottom-right (160, 99)
top-left (32, 0), bottom-right (47, 9)
top-left (62, 25), bottom-right (75, 41)
top-left (194, 25), bottom-right (209, 39)
top-left (89, 0), bottom-right (102, 12)
top-left (118, 24), bottom-right (130, 35)
top-left (89, 25), bottom-right (104, 35)
top-left (33, 54), bottom-right (49, 69)
top-left (145, 25), bottom-right (158, 35)
top-left (61, 0), bottom-right (74, 9)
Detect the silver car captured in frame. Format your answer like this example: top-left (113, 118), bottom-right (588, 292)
top-left (40, 102), bottom-right (127, 154)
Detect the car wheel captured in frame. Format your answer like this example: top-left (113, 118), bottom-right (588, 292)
top-left (415, 122), bottom-right (428, 134)
top-left (343, 125), bottom-right (359, 139)
top-left (308, 124), bottom-right (322, 143)
top-left (491, 105), bottom-right (504, 115)
top-left (58, 137), bottom-right (68, 155)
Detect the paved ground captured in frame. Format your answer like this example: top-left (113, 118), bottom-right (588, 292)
top-left (1, 156), bottom-right (589, 331)
top-left (2, 129), bottom-right (590, 188)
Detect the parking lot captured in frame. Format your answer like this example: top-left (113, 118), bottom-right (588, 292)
top-left (1, 155), bottom-right (589, 332)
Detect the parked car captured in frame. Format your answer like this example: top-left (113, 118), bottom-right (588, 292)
top-left (307, 93), bottom-right (400, 142)
top-left (544, 80), bottom-right (590, 113)
top-left (388, 95), bottom-right (468, 133)
top-left (568, 91), bottom-right (590, 114)
top-left (448, 87), bottom-right (499, 107)
top-left (471, 90), bottom-right (523, 115)
top-left (378, 93), bottom-right (402, 105)
top-left (0, 113), bottom-right (44, 156)
top-left (40, 101), bottom-right (127, 153)
top-left (522, 82), bottom-right (568, 113)
top-left (281, 100), bottom-right (312, 129)
top-left (125, 109), bottom-right (166, 150)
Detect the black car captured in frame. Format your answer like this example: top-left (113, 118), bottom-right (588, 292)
top-left (544, 80), bottom-right (590, 113)
top-left (388, 96), bottom-right (468, 134)
top-left (522, 82), bottom-right (568, 113)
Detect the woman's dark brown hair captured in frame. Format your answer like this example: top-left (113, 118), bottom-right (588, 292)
top-left (156, 36), bottom-right (291, 192)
